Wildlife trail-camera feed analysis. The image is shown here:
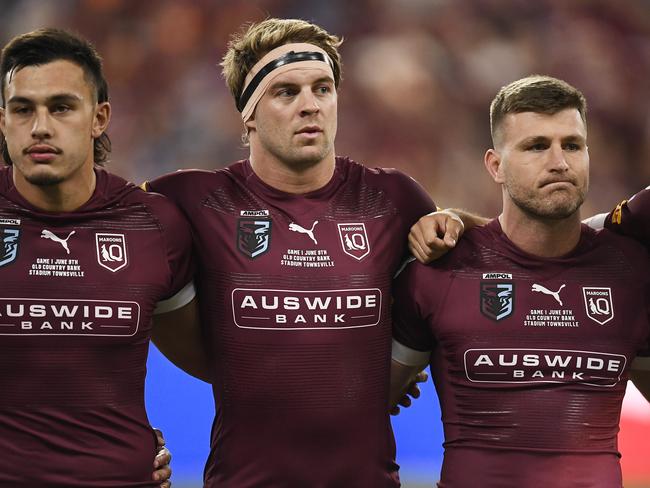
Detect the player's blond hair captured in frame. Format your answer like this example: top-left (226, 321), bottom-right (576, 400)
top-left (221, 18), bottom-right (343, 104)
top-left (490, 75), bottom-right (587, 146)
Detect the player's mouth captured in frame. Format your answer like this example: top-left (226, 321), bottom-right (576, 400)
top-left (539, 178), bottom-right (575, 189)
top-left (25, 144), bottom-right (61, 162)
top-left (295, 126), bottom-right (323, 138)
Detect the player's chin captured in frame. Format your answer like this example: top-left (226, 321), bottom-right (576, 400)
top-left (23, 166), bottom-right (66, 187)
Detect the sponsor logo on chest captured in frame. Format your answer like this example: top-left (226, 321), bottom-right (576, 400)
top-left (0, 298), bottom-right (140, 336)
top-left (479, 273), bottom-right (617, 328)
top-left (464, 348), bottom-right (626, 387)
top-left (231, 288), bottom-right (382, 330)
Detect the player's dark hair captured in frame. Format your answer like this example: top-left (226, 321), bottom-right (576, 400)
top-left (0, 28), bottom-right (111, 166)
top-left (490, 75), bottom-right (587, 146)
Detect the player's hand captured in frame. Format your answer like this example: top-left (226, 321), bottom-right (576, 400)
top-left (390, 371), bottom-right (428, 416)
top-left (153, 428), bottom-right (172, 488)
top-left (409, 210), bottom-right (464, 264)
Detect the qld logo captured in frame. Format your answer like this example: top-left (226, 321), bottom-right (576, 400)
top-left (0, 227), bottom-right (20, 267)
top-left (338, 223), bottom-right (370, 261)
top-left (480, 282), bottom-right (514, 321)
top-left (96, 233), bottom-right (128, 272)
top-left (582, 287), bottom-right (614, 325)
top-left (237, 219), bottom-right (271, 259)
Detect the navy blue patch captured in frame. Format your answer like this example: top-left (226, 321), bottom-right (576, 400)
top-left (237, 219), bottom-right (271, 259)
top-left (0, 228), bottom-right (20, 267)
top-left (480, 282), bottom-right (514, 321)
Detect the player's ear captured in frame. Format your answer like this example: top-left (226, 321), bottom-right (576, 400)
top-left (92, 101), bottom-right (111, 139)
top-left (484, 149), bottom-right (504, 184)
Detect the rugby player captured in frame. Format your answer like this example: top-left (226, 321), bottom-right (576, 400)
top-left (147, 17), bottom-right (466, 487)
top-left (390, 75), bottom-right (650, 487)
top-left (0, 28), bottom-right (193, 487)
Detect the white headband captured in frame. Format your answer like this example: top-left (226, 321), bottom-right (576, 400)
top-left (237, 42), bottom-right (335, 122)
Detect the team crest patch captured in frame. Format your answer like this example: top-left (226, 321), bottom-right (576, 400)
top-left (480, 282), bottom-right (514, 321)
top-left (96, 233), bottom-right (128, 272)
top-left (582, 287), bottom-right (614, 325)
top-left (337, 223), bottom-right (370, 261)
top-left (0, 227), bottom-right (20, 267)
top-left (237, 219), bottom-right (271, 259)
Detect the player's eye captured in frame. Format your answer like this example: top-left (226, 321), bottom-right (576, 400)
top-left (11, 106), bottom-right (31, 115)
top-left (51, 105), bottom-right (71, 114)
top-left (563, 142), bottom-right (581, 151)
top-left (527, 142), bottom-right (549, 151)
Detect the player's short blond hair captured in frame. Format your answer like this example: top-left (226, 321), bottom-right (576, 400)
top-left (490, 75), bottom-right (587, 146)
top-left (221, 18), bottom-right (343, 104)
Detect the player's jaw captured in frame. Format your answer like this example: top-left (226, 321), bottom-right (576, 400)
top-left (507, 172), bottom-right (587, 220)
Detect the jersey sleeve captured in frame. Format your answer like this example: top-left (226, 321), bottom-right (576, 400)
top-left (380, 168), bottom-right (437, 229)
top-left (604, 187), bottom-right (650, 247)
top-left (145, 169), bottom-right (207, 218)
top-left (391, 261), bottom-right (436, 366)
top-left (148, 195), bottom-right (196, 314)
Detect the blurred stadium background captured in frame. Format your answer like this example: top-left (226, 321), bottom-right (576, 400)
top-left (1, 0), bottom-right (649, 486)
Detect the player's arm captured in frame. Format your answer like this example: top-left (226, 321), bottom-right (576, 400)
top-left (585, 188), bottom-right (650, 247)
top-left (152, 428), bottom-right (172, 488)
top-left (409, 208), bottom-right (489, 264)
top-left (152, 295), bottom-right (211, 383)
top-left (389, 336), bottom-right (431, 412)
top-left (630, 357), bottom-right (650, 403)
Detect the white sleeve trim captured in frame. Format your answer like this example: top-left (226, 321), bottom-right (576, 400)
top-left (583, 212), bottom-right (607, 230)
top-left (154, 281), bottom-right (196, 315)
top-left (631, 356), bottom-right (650, 371)
top-left (392, 338), bottom-right (431, 367)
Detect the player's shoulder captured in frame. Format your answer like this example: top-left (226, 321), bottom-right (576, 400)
top-left (590, 224), bottom-right (649, 260)
top-left (146, 161), bottom-right (246, 205)
top-left (337, 156), bottom-right (435, 214)
top-left (341, 157), bottom-right (421, 191)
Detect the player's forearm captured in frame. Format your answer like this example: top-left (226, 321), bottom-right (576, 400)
top-left (389, 359), bottom-right (424, 409)
top-left (445, 208), bottom-right (490, 231)
top-left (630, 370), bottom-right (650, 403)
top-left (152, 299), bottom-right (212, 383)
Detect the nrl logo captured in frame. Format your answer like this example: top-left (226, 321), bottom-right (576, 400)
top-left (96, 233), bottom-right (128, 272)
top-left (0, 227), bottom-right (20, 267)
top-left (582, 287), bottom-right (614, 325)
top-left (237, 219), bottom-right (271, 259)
top-left (337, 223), bottom-right (370, 261)
top-left (480, 282), bottom-right (514, 321)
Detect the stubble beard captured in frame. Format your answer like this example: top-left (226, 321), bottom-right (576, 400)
top-left (506, 178), bottom-right (585, 221)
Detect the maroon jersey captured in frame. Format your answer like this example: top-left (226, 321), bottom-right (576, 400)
top-left (605, 187), bottom-right (650, 247)
top-left (148, 157), bottom-right (435, 487)
top-left (0, 167), bottom-right (193, 487)
top-left (392, 219), bottom-right (650, 488)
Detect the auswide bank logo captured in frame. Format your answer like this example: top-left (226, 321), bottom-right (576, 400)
top-left (0, 298), bottom-right (140, 336)
top-left (464, 348), bottom-right (626, 387)
top-left (231, 288), bottom-right (382, 330)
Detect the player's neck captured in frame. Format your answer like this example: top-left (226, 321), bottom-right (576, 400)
top-left (13, 164), bottom-right (97, 213)
top-left (499, 206), bottom-right (582, 258)
top-left (249, 150), bottom-right (336, 194)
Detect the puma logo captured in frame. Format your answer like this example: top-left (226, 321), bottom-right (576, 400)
top-left (531, 283), bottom-right (566, 306)
top-left (289, 221), bottom-right (319, 245)
top-left (41, 229), bottom-right (75, 254)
